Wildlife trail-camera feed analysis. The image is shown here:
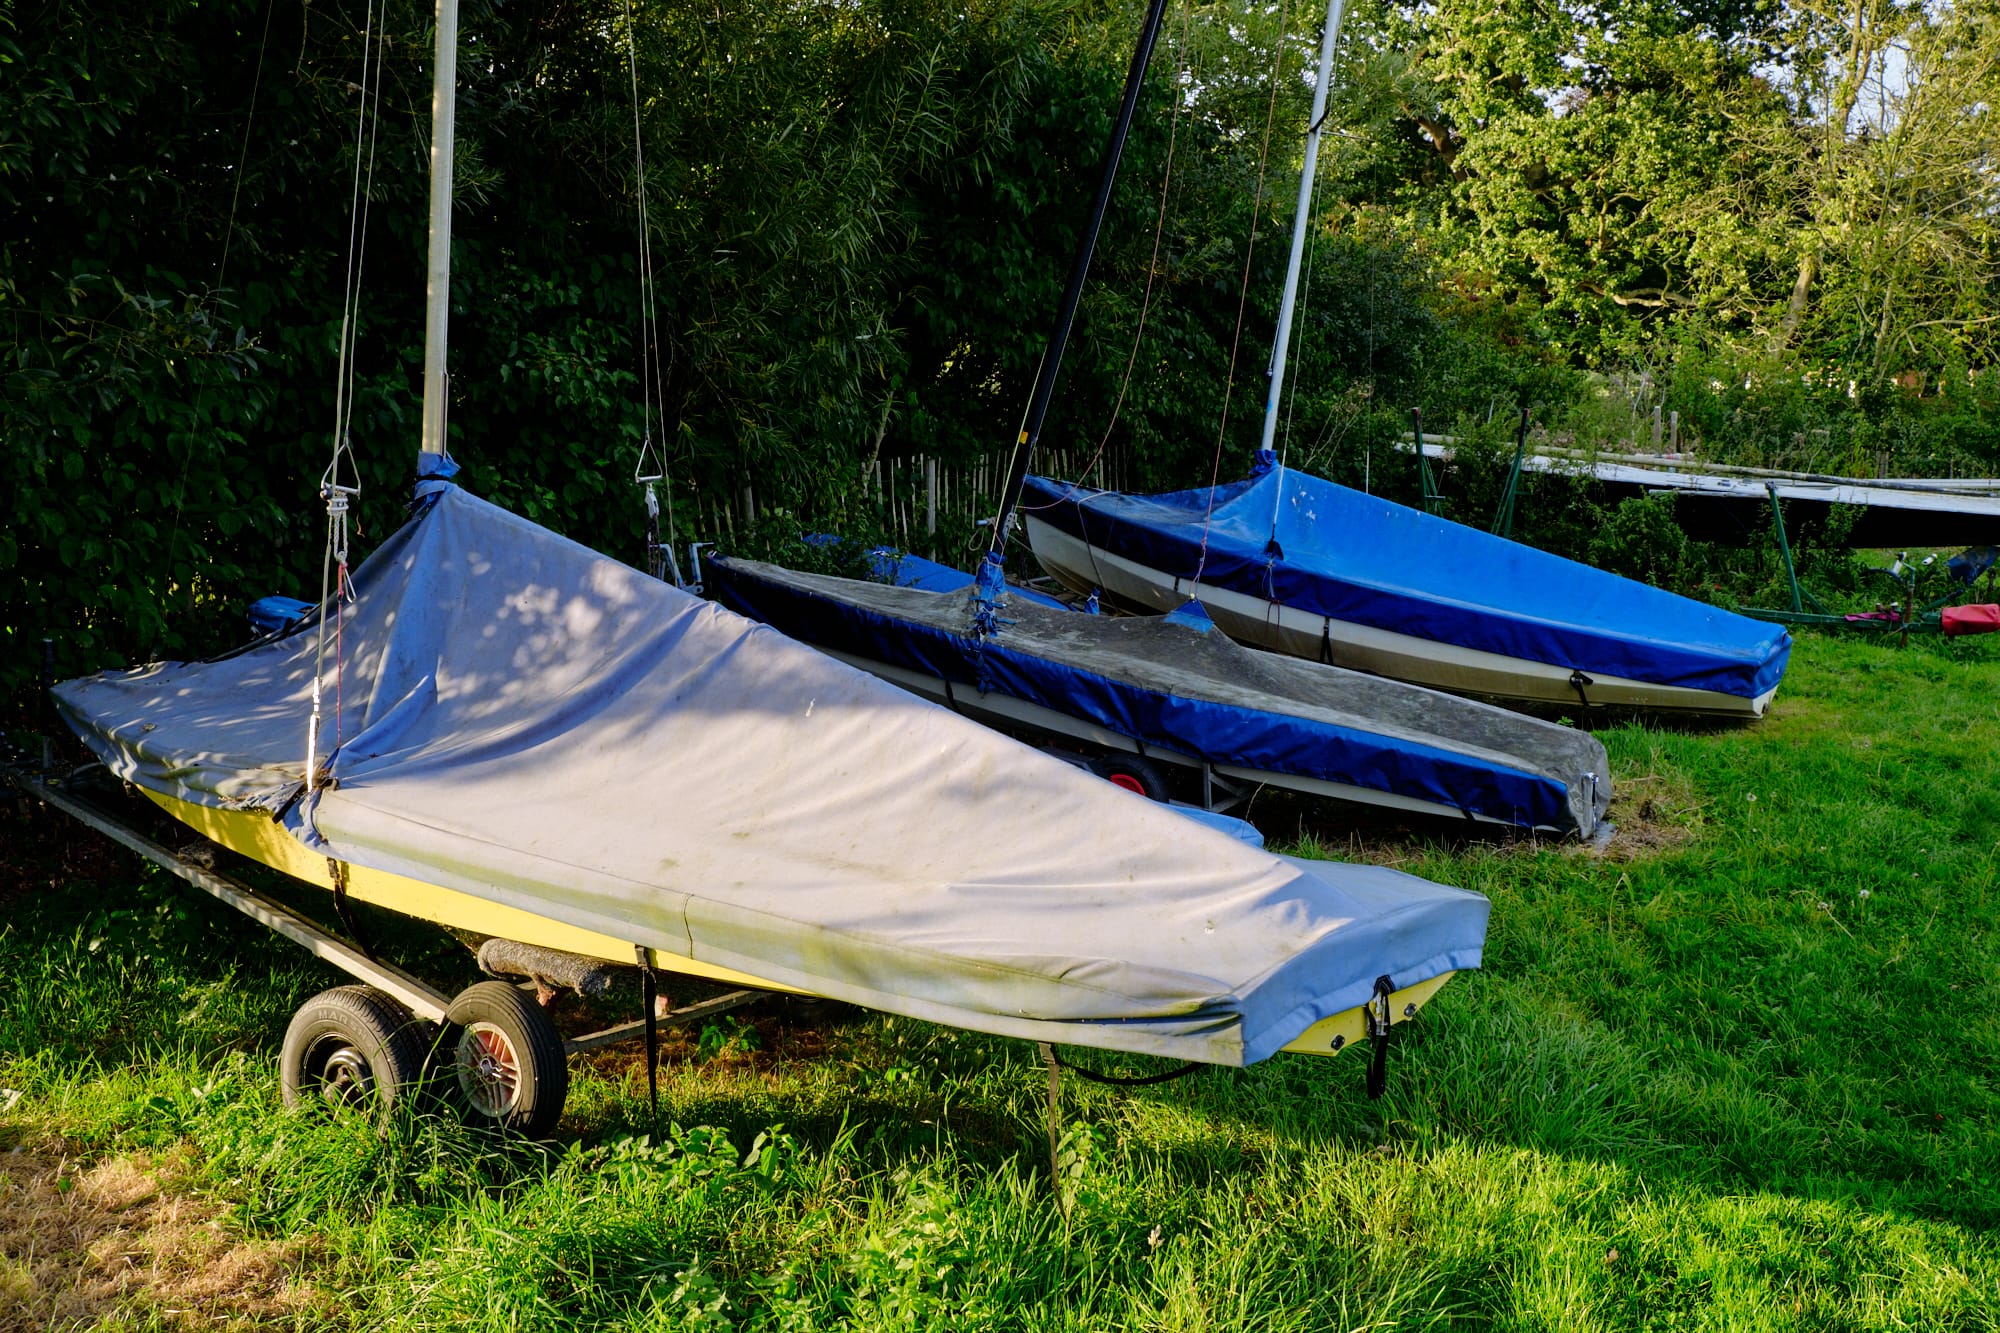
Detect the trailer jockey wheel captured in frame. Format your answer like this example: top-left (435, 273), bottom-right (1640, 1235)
top-left (1089, 753), bottom-right (1170, 802)
top-left (280, 986), bottom-right (431, 1123)
top-left (440, 980), bottom-right (569, 1137)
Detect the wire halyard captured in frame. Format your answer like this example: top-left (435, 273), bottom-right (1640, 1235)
top-left (1267, 135), bottom-right (1327, 543)
top-left (1192, 0), bottom-right (1293, 587)
top-left (1260, 0), bottom-right (1346, 543)
top-left (307, 0), bottom-right (384, 795)
top-left (986, 0), bottom-right (1175, 559)
top-left (1278, 127), bottom-right (1327, 468)
top-left (1041, 0), bottom-right (1196, 504)
top-left (623, 0), bottom-right (677, 584)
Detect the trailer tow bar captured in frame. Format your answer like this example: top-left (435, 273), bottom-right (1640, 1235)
top-left (7, 768), bottom-right (453, 1023)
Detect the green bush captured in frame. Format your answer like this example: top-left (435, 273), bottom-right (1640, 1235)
top-left (1590, 493), bottom-right (1696, 594)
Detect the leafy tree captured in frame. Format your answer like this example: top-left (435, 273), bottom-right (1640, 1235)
top-left (1, 0), bottom-right (1334, 699)
top-left (1768, 0), bottom-right (2000, 379)
top-left (17, 0), bottom-right (1995, 714)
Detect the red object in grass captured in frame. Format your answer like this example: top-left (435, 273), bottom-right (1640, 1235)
top-left (1942, 603), bottom-right (2000, 636)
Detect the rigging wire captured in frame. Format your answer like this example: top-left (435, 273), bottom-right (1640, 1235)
top-left (1081, 0), bottom-right (1196, 493)
top-left (1265, 150), bottom-right (1324, 542)
top-left (328, 0), bottom-right (382, 470)
top-left (1008, 0), bottom-right (1197, 533)
top-left (1191, 0), bottom-right (1293, 584)
top-left (217, 0), bottom-right (278, 291)
top-left (343, 21), bottom-right (388, 455)
top-left (152, 0), bottom-right (281, 661)
top-left (623, 0), bottom-right (676, 582)
top-left (1277, 126), bottom-right (1327, 465)
top-left (308, 0), bottom-right (383, 792)
top-left (987, 0), bottom-right (1174, 558)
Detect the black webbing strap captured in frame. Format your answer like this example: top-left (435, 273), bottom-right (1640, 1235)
top-left (327, 858), bottom-right (374, 960)
top-left (1364, 974), bottom-right (1395, 1099)
top-left (1568, 669), bottom-right (1595, 711)
top-left (1036, 1043), bottom-right (1207, 1195)
top-left (1319, 619), bottom-right (1335, 665)
top-left (634, 945), bottom-right (661, 1134)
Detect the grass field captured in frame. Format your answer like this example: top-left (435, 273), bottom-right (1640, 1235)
top-left (3, 630), bottom-right (1998, 1331)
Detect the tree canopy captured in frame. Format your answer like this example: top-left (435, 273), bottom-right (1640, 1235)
top-left (6, 0), bottom-right (2000, 696)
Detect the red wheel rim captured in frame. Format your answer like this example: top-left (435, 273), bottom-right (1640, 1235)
top-left (456, 1024), bottom-right (522, 1118)
top-left (1106, 772), bottom-right (1146, 796)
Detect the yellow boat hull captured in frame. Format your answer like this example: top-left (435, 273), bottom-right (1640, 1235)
top-left (143, 790), bottom-right (795, 992)
top-left (144, 789), bottom-right (1450, 1057)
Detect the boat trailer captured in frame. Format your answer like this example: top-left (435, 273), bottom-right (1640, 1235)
top-left (6, 759), bottom-right (760, 1136)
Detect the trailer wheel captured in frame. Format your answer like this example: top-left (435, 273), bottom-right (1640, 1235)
top-left (1089, 753), bottom-right (1170, 802)
top-left (280, 986), bottom-right (430, 1121)
top-left (439, 981), bottom-right (568, 1137)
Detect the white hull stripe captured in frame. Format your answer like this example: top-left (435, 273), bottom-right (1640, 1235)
top-left (1025, 517), bottom-right (1774, 717)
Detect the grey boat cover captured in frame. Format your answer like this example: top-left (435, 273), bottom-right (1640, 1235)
top-left (708, 557), bottom-right (1612, 836)
top-left (53, 485), bottom-right (1488, 1064)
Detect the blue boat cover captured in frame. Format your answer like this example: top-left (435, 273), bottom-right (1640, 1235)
top-left (1167, 804), bottom-right (1265, 846)
top-left (866, 547), bottom-right (1071, 610)
top-left (1021, 453), bottom-right (1791, 700)
top-left (247, 595), bottom-right (314, 636)
top-left (836, 548), bottom-right (1536, 836)
top-left (707, 557), bottom-right (1610, 835)
top-left (54, 484), bottom-right (1488, 1065)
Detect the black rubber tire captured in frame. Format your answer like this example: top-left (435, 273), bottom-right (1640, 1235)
top-left (438, 980), bottom-right (569, 1138)
top-left (279, 986), bottom-right (431, 1123)
top-left (1088, 752), bottom-right (1171, 802)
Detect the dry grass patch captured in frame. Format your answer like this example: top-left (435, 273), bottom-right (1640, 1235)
top-left (1587, 772), bottom-right (1702, 861)
top-left (0, 1144), bottom-right (320, 1331)
top-left (1582, 725), bottom-right (1710, 862)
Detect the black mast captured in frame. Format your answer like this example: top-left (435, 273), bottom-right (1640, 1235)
top-left (988, 0), bottom-right (1173, 553)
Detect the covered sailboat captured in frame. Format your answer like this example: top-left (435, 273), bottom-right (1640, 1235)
top-left (708, 551), bottom-right (1611, 836)
top-left (1021, 453), bottom-right (1792, 717)
top-left (31, 0), bottom-right (1493, 1136)
top-left (55, 482), bottom-right (1488, 1070)
top-left (969, 0), bottom-right (1785, 720)
top-left (695, 0), bottom-right (1615, 836)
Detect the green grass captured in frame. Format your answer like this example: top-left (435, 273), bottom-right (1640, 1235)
top-left (4, 631), bottom-right (1999, 1330)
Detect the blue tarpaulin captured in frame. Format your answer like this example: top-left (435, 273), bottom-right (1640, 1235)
top-left (707, 556), bottom-right (1610, 836)
top-left (246, 596), bottom-right (314, 637)
top-left (1021, 454), bottom-right (1791, 701)
top-left (865, 547), bottom-right (1071, 609)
